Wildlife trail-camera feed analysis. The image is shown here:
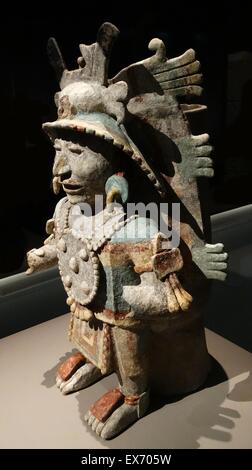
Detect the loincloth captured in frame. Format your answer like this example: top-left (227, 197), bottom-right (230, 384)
top-left (70, 315), bottom-right (113, 375)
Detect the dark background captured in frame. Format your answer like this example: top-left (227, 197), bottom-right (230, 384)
top-left (0, 2), bottom-right (251, 277)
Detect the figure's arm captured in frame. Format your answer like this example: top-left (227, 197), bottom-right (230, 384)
top-left (26, 218), bottom-right (58, 274)
top-left (26, 197), bottom-right (69, 274)
top-left (122, 233), bottom-right (192, 317)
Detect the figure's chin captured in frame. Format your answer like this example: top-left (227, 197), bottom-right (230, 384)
top-left (66, 194), bottom-right (88, 204)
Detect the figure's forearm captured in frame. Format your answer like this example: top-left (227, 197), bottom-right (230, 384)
top-left (123, 273), bottom-right (168, 317)
top-left (26, 243), bottom-right (58, 274)
top-left (26, 218), bottom-right (58, 274)
top-left (123, 271), bottom-right (192, 317)
top-left (123, 243), bottom-right (192, 317)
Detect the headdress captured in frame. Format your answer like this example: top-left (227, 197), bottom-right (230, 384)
top-left (43, 22), bottom-right (165, 196)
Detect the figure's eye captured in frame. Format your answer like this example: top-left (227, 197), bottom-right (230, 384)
top-left (54, 146), bottom-right (62, 152)
top-left (69, 146), bottom-right (82, 155)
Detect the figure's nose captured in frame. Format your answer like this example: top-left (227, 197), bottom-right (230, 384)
top-left (53, 154), bottom-right (71, 179)
top-left (59, 169), bottom-right (72, 182)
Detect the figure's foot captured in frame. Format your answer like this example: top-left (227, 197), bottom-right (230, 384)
top-left (84, 388), bottom-right (149, 439)
top-left (56, 352), bottom-right (102, 395)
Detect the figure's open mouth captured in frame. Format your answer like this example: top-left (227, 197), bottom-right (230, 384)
top-left (62, 179), bottom-right (84, 195)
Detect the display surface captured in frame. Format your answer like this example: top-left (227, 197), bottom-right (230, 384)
top-left (0, 314), bottom-right (251, 449)
top-left (26, 23), bottom-right (228, 439)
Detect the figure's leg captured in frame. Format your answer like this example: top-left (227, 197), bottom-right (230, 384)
top-left (56, 351), bottom-right (102, 395)
top-left (85, 326), bottom-right (150, 439)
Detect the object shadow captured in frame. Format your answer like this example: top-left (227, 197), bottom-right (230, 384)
top-left (144, 356), bottom-right (240, 447)
top-left (149, 355), bottom-right (229, 413)
top-left (41, 348), bottom-right (78, 388)
top-left (227, 371), bottom-right (252, 402)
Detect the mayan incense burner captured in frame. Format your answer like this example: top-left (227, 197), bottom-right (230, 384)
top-left (27, 23), bottom-right (228, 439)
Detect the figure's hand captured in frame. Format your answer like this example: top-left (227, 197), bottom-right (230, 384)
top-left (192, 243), bottom-right (228, 281)
top-left (26, 245), bottom-right (57, 274)
top-left (26, 248), bottom-right (44, 274)
top-left (174, 133), bottom-right (213, 180)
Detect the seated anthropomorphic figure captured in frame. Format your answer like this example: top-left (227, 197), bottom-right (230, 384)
top-left (26, 23), bottom-right (228, 439)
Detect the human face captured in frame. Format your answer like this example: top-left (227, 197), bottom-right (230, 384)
top-left (53, 137), bottom-right (116, 206)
